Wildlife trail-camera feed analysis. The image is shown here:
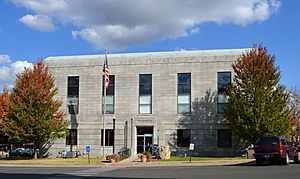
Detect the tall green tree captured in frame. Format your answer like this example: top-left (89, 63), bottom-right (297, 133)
top-left (225, 46), bottom-right (292, 144)
top-left (1, 61), bottom-right (69, 158)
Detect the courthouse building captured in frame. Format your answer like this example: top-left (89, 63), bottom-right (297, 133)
top-left (45, 48), bottom-right (248, 157)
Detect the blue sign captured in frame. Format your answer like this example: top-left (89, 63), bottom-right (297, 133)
top-left (86, 146), bottom-right (90, 153)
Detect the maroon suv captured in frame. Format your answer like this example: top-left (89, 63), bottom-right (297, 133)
top-left (253, 136), bottom-right (298, 165)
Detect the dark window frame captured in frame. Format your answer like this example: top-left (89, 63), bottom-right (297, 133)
top-left (101, 129), bottom-right (114, 146)
top-left (66, 129), bottom-right (77, 145)
top-left (139, 74), bottom-right (152, 114)
top-left (177, 129), bottom-right (191, 147)
top-left (102, 75), bottom-right (115, 114)
top-left (67, 76), bottom-right (79, 114)
top-left (177, 73), bottom-right (191, 114)
top-left (68, 104), bottom-right (78, 114)
top-left (217, 129), bottom-right (232, 147)
top-left (67, 76), bottom-right (79, 98)
top-left (217, 72), bottom-right (231, 113)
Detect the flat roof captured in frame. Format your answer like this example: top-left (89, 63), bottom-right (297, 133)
top-left (45, 48), bottom-right (249, 62)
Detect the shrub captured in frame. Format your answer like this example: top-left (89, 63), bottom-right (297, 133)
top-left (106, 153), bottom-right (120, 162)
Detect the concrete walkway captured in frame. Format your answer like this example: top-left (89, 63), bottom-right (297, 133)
top-left (0, 155), bottom-right (255, 168)
top-left (105, 155), bottom-right (255, 167)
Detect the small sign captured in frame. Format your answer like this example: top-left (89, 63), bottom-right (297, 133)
top-left (86, 146), bottom-right (90, 153)
top-left (189, 143), bottom-right (194, 151)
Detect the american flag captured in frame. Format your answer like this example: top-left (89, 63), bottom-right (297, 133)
top-left (103, 51), bottom-right (110, 89)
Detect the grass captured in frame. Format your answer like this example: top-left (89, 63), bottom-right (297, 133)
top-left (155, 156), bottom-right (249, 162)
top-left (0, 157), bottom-right (107, 165)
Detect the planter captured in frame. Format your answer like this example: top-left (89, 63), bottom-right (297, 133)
top-left (141, 155), bottom-right (147, 163)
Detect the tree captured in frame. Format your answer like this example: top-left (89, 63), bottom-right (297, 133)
top-left (0, 87), bottom-right (10, 144)
top-left (0, 87), bottom-right (10, 119)
top-left (1, 61), bottom-right (69, 158)
top-left (225, 46), bottom-right (292, 145)
top-left (288, 86), bottom-right (300, 142)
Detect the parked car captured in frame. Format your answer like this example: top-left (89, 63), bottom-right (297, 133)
top-left (10, 148), bottom-right (34, 158)
top-left (253, 136), bottom-right (298, 165)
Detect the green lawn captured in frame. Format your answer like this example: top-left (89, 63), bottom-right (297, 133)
top-left (156, 156), bottom-right (247, 162)
top-left (0, 157), bottom-right (107, 165)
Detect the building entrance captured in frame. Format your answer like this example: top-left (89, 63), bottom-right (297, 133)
top-left (136, 126), bottom-right (153, 154)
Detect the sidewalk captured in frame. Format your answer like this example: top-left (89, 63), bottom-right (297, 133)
top-left (106, 155), bottom-right (255, 167)
top-left (0, 155), bottom-right (255, 168)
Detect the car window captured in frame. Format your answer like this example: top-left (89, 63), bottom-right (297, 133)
top-left (281, 139), bottom-right (286, 145)
top-left (257, 137), bottom-right (279, 145)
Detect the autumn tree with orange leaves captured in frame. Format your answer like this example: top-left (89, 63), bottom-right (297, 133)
top-left (1, 61), bottom-right (69, 158)
top-left (225, 46), bottom-right (292, 145)
top-left (0, 87), bottom-right (10, 144)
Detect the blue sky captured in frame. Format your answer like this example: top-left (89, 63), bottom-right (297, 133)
top-left (0, 0), bottom-right (299, 90)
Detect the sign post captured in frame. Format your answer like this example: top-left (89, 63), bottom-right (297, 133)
top-left (86, 146), bottom-right (91, 164)
top-left (189, 143), bottom-right (194, 162)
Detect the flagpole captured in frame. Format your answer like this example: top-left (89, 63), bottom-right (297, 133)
top-left (102, 49), bottom-right (107, 158)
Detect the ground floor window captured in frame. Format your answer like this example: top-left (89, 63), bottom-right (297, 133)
top-left (218, 129), bottom-right (232, 147)
top-left (66, 129), bottom-right (77, 145)
top-left (101, 129), bottom-right (114, 146)
top-left (177, 129), bottom-right (191, 147)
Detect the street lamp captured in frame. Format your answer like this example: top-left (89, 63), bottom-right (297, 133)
top-left (113, 117), bottom-right (116, 154)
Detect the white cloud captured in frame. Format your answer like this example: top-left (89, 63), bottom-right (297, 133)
top-left (20, 14), bottom-right (55, 32)
top-left (0, 60), bottom-right (33, 90)
top-left (11, 0), bottom-right (67, 14)
top-left (10, 0), bottom-right (281, 50)
top-left (10, 61), bottom-right (33, 75)
top-left (0, 55), bottom-right (12, 64)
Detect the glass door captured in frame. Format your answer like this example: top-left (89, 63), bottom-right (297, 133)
top-left (136, 126), bottom-right (153, 154)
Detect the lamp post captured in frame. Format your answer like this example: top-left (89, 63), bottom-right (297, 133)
top-left (131, 118), bottom-right (133, 156)
top-left (113, 117), bottom-right (116, 154)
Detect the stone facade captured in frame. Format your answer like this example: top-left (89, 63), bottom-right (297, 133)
top-left (45, 49), bottom-right (248, 157)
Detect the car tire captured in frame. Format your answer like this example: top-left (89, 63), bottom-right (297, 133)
top-left (293, 155), bottom-right (298, 164)
top-left (256, 159), bottom-right (263, 166)
top-left (282, 153), bottom-right (289, 165)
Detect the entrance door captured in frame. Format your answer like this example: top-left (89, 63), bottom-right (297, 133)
top-left (136, 126), bottom-right (153, 154)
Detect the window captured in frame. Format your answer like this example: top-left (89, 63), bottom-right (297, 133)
top-left (139, 74), bottom-right (152, 114)
top-left (218, 129), bottom-right (232, 147)
top-left (102, 75), bottom-right (115, 114)
top-left (177, 129), bottom-right (191, 147)
top-left (68, 103), bottom-right (78, 114)
top-left (67, 76), bottom-right (79, 114)
top-left (178, 73), bottom-right (191, 113)
top-left (101, 129), bottom-right (114, 146)
top-left (217, 72), bottom-right (231, 113)
top-left (67, 76), bottom-right (79, 97)
top-left (66, 129), bottom-right (77, 145)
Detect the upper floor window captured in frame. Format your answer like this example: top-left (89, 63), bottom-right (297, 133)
top-left (67, 76), bottom-right (79, 98)
top-left (178, 73), bottom-right (191, 114)
top-left (139, 74), bottom-right (152, 114)
top-left (103, 75), bottom-right (115, 114)
top-left (67, 76), bottom-right (79, 114)
top-left (217, 72), bottom-right (231, 113)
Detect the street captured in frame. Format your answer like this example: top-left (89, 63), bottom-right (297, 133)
top-left (1, 162), bottom-right (300, 179)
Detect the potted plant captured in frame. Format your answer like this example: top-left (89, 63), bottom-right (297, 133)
top-left (106, 153), bottom-right (120, 163)
top-left (139, 153), bottom-right (147, 163)
top-left (139, 151), bottom-right (151, 162)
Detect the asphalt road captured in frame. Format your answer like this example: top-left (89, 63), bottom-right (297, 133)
top-left (1, 162), bottom-right (300, 179)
